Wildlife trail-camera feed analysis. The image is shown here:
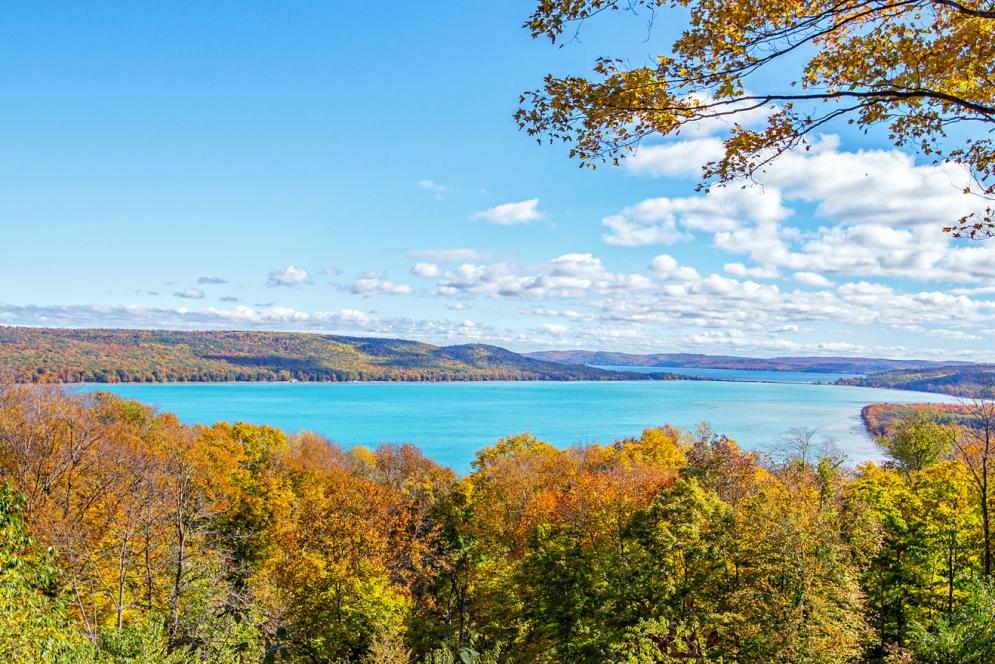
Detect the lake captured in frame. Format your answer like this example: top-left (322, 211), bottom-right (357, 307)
top-left (76, 370), bottom-right (957, 473)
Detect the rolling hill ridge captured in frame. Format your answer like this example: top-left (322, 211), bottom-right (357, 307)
top-left (0, 327), bottom-right (687, 383)
top-left (527, 349), bottom-right (971, 375)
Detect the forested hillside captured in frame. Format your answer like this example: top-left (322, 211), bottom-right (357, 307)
top-left (840, 365), bottom-right (995, 397)
top-left (3, 385), bottom-right (995, 662)
top-left (0, 327), bottom-right (682, 383)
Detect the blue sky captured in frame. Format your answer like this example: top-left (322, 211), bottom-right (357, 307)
top-left (1, 1), bottom-right (992, 360)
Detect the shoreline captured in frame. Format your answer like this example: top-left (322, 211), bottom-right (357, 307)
top-left (58, 376), bottom-right (957, 397)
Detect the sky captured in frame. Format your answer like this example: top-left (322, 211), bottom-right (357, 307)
top-left (1, 1), bottom-right (992, 360)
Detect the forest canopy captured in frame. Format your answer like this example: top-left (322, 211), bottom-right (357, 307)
top-left (4, 385), bottom-right (995, 662)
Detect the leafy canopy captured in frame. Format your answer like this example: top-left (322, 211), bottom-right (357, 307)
top-left (517, 0), bottom-right (995, 236)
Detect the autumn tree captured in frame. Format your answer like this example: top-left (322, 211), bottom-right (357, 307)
top-left (901, 581), bottom-right (995, 662)
top-left (952, 389), bottom-right (995, 576)
top-left (732, 459), bottom-right (870, 662)
top-left (258, 433), bottom-right (420, 661)
top-left (0, 485), bottom-right (85, 662)
top-left (520, 479), bottom-right (735, 662)
top-left (877, 411), bottom-right (956, 477)
top-left (517, 0), bottom-right (995, 235)
top-left (847, 461), bottom-right (980, 654)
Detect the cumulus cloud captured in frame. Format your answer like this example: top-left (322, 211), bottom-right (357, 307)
top-left (197, 276), bottom-right (228, 285)
top-left (267, 266), bottom-right (312, 288)
top-left (173, 288), bottom-right (205, 299)
top-left (625, 138), bottom-right (725, 178)
top-left (350, 273), bottom-right (414, 295)
top-left (650, 255), bottom-right (701, 281)
top-left (611, 133), bottom-right (992, 283)
top-left (435, 253), bottom-right (651, 300)
top-left (765, 135), bottom-right (978, 228)
top-left (402, 246), bottom-right (995, 355)
top-left (410, 262), bottom-right (441, 278)
top-left (724, 263), bottom-right (780, 279)
top-left (603, 185), bottom-right (787, 246)
top-left (537, 323), bottom-right (569, 335)
top-left (7, 256), bottom-right (993, 358)
top-left (471, 198), bottom-right (544, 225)
top-left (792, 272), bottom-right (834, 288)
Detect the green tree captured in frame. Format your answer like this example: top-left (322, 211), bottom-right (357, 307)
top-left (0, 485), bottom-right (84, 662)
top-left (901, 581), bottom-right (995, 663)
top-left (519, 480), bottom-right (735, 662)
top-left (877, 412), bottom-right (955, 476)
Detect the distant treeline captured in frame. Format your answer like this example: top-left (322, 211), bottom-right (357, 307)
top-left (862, 402), bottom-right (977, 435)
top-left (0, 327), bottom-right (683, 384)
top-left (840, 365), bottom-right (995, 397)
top-left (528, 349), bottom-right (971, 374)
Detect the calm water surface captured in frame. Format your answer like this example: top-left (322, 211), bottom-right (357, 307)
top-left (77, 371), bottom-right (956, 473)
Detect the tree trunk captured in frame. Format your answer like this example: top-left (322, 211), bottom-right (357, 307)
top-left (984, 451), bottom-right (991, 577)
top-left (948, 535), bottom-right (955, 615)
top-left (169, 510), bottom-right (186, 648)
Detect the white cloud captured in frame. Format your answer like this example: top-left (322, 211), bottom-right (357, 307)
top-left (603, 185), bottom-right (788, 246)
top-left (471, 198), bottom-right (544, 225)
top-left (350, 273), bottom-right (413, 295)
top-left (650, 255), bottom-right (701, 281)
top-left (197, 276), bottom-right (227, 285)
top-left (625, 138), bottom-right (725, 178)
top-left (411, 262), bottom-right (441, 278)
top-left (8, 252), bottom-right (994, 359)
top-left (412, 248), bottom-right (491, 263)
top-left (435, 253), bottom-right (652, 300)
top-left (267, 266), bottom-right (312, 288)
top-left (413, 247), bottom-right (995, 354)
top-left (792, 272), bottom-right (834, 288)
top-left (724, 263), bottom-right (780, 279)
top-left (925, 328), bottom-right (981, 341)
top-left (614, 134), bottom-right (992, 283)
top-left (538, 323), bottom-right (569, 335)
top-left (765, 136), bottom-right (978, 228)
top-left (603, 211), bottom-right (687, 246)
top-left (173, 288), bottom-right (205, 299)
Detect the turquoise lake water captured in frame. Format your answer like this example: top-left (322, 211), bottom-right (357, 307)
top-left (76, 370), bottom-right (956, 473)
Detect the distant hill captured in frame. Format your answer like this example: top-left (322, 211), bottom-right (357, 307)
top-left (838, 365), bottom-right (995, 397)
top-left (0, 327), bottom-right (689, 384)
top-left (526, 349), bottom-right (970, 374)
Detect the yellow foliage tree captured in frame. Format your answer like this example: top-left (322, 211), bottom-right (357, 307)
top-left (518, 0), bottom-right (995, 235)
